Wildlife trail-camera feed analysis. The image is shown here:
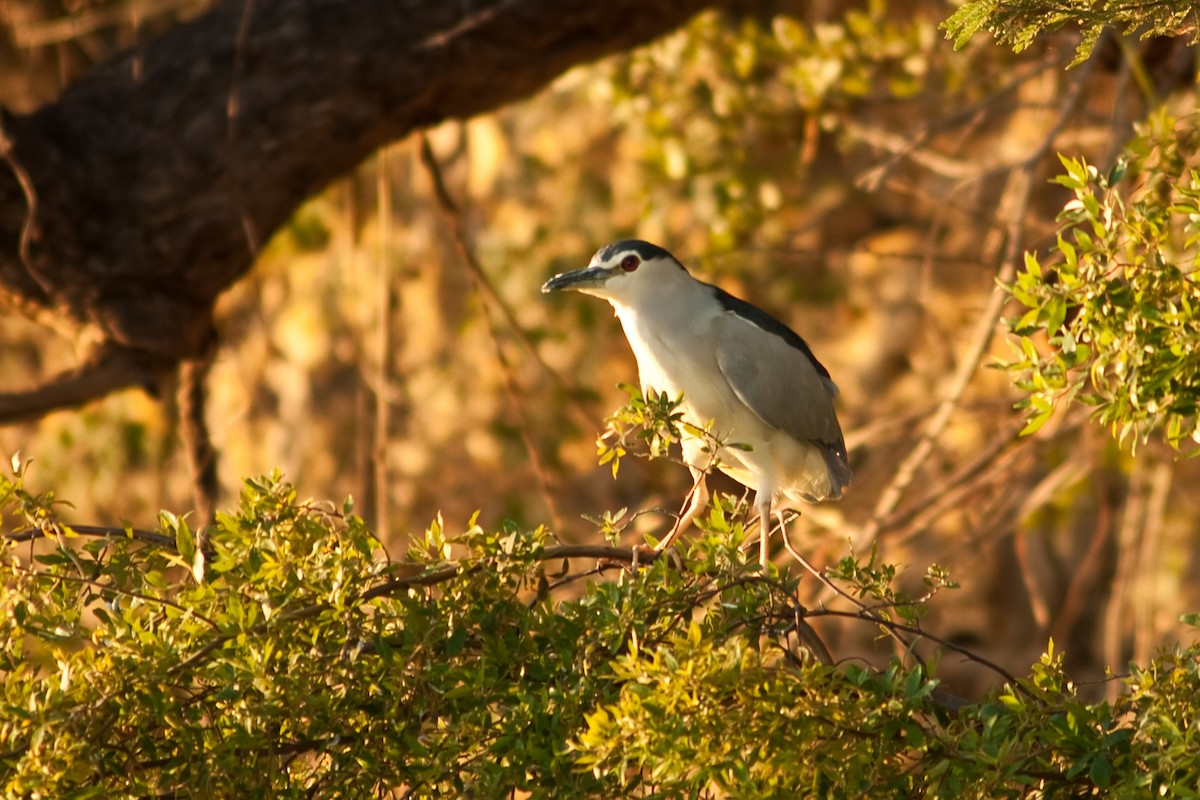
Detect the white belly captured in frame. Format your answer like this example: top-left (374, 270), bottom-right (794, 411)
top-left (617, 309), bottom-right (833, 503)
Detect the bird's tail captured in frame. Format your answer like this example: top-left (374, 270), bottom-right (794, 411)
top-left (820, 448), bottom-right (853, 500)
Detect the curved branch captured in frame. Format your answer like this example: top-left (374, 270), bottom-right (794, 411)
top-left (851, 51), bottom-right (1100, 557)
top-left (0, 0), bottom-right (746, 415)
top-left (810, 607), bottom-right (1030, 697)
top-left (0, 343), bottom-right (172, 424)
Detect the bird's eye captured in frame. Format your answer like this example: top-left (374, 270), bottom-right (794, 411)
top-left (620, 255), bottom-right (640, 272)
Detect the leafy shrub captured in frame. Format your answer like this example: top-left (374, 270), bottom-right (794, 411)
top-left (1002, 112), bottom-right (1200, 450)
top-left (3, 469), bottom-right (1199, 797)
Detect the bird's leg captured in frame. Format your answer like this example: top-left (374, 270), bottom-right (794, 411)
top-left (653, 467), bottom-right (708, 554)
top-left (755, 491), bottom-right (773, 570)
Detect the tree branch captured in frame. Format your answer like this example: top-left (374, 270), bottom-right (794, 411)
top-left (0, 0), bottom-right (747, 423)
top-left (0, 342), bottom-right (173, 424)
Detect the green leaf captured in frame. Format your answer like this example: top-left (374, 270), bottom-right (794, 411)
top-left (175, 519), bottom-right (196, 565)
top-left (1023, 250), bottom-right (1042, 279)
top-left (1020, 407), bottom-right (1052, 436)
top-left (1089, 753), bottom-right (1112, 787)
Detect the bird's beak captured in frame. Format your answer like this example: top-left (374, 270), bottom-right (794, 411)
top-left (541, 265), bottom-right (615, 294)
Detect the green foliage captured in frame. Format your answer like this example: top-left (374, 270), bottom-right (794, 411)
top-left (827, 547), bottom-right (959, 627)
top-left (596, 385), bottom-right (731, 480)
top-left (603, 4), bottom-right (950, 253)
top-left (1002, 111), bottom-right (1200, 450)
top-left (596, 384), bottom-right (686, 478)
top-left (945, 0), bottom-right (1200, 65)
top-left (578, 635), bottom-right (1200, 799)
top-left (3, 471), bottom-right (1200, 796)
top-left (576, 636), bottom-right (937, 796)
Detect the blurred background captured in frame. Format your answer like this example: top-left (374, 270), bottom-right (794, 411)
top-left (2, 0), bottom-right (1197, 697)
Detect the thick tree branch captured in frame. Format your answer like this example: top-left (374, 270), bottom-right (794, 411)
top-left (0, 342), bottom-right (173, 423)
top-left (0, 0), bottom-right (747, 421)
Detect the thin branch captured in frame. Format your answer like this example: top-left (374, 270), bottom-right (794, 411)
top-left (1133, 457), bottom-right (1173, 662)
top-left (850, 52), bottom-right (1098, 562)
top-left (373, 145), bottom-right (394, 546)
top-left (0, 115), bottom-right (46, 298)
top-left (227, 0), bottom-right (261, 256)
top-left (846, 119), bottom-right (1000, 182)
top-left (855, 47), bottom-right (1068, 191)
top-left (1046, 473), bottom-right (1114, 646)
top-left (416, 135), bottom-right (602, 439)
top-left (418, 134), bottom-right (568, 533)
top-left (4, 523), bottom-right (177, 549)
top-left (0, 343), bottom-right (171, 426)
top-left (884, 425), bottom-right (1031, 546)
top-left (1104, 453), bottom-right (1148, 702)
top-left (809, 608), bottom-right (1030, 696)
top-left (780, 524), bottom-right (913, 655)
top-left (14, 562), bottom-right (221, 631)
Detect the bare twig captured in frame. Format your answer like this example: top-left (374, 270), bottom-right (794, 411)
top-left (885, 425), bottom-right (1030, 546)
top-left (1101, 451), bottom-right (1174, 700)
top-left (1134, 457), bottom-right (1173, 661)
top-left (227, 0), bottom-right (260, 255)
top-left (374, 146), bottom-right (394, 545)
top-left (780, 524), bottom-right (913, 656)
top-left (417, 134), bottom-right (566, 533)
top-left (1045, 475), bottom-right (1114, 646)
top-left (416, 136), bottom-right (602, 437)
top-left (851, 51), bottom-right (1098, 563)
top-left (0, 116), bottom-right (45, 297)
top-left (855, 47), bottom-right (1068, 191)
top-left (809, 607), bottom-right (1030, 697)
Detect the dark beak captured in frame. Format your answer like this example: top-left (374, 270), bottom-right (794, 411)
top-left (541, 266), bottom-right (615, 293)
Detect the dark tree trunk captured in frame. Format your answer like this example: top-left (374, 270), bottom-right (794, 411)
top-left (0, 0), bottom-right (742, 420)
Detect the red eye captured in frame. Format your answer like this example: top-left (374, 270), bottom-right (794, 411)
top-left (620, 255), bottom-right (640, 272)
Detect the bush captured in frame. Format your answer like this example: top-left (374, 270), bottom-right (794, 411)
top-left (3, 470), bottom-right (1199, 797)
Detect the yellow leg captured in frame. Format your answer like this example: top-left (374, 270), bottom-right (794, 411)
top-left (756, 491), bottom-right (772, 570)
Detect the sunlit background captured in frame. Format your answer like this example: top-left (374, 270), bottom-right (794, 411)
top-left (2, 0), bottom-right (1197, 698)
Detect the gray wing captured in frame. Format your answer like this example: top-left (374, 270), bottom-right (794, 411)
top-left (713, 312), bottom-right (851, 488)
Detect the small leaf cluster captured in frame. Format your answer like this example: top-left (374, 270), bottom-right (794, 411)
top-left (827, 546), bottom-right (959, 628)
top-left (600, 5), bottom-right (960, 253)
top-left (597, 384), bottom-right (726, 478)
top-left (1002, 113), bottom-right (1200, 450)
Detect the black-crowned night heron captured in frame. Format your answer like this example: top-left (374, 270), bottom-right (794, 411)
top-left (542, 240), bottom-right (851, 568)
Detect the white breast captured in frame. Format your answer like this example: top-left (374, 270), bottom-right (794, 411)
top-left (612, 300), bottom-right (835, 504)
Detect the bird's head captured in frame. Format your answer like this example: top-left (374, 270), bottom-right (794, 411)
top-left (541, 240), bottom-right (688, 305)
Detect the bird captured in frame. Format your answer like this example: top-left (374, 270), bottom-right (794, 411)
top-left (542, 239), bottom-right (851, 569)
